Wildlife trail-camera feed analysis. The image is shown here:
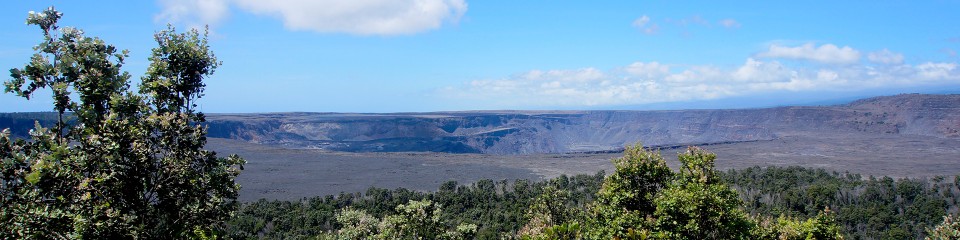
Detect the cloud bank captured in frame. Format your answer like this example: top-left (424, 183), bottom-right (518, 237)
top-left (440, 44), bottom-right (960, 109)
top-left (756, 43), bottom-right (861, 65)
top-left (155, 0), bottom-right (467, 35)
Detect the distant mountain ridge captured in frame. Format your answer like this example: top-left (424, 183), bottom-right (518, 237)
top-left (2, 94), bottom-right (958, 154)
top-left (198, 94), bottom-right (960, 154)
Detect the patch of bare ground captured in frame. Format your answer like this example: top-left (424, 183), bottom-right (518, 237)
top-left (207, 138), bottom-right (615, 201)
top-left (708, 133), bottom-right (960, 178)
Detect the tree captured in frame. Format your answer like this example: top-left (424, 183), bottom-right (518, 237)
top-left (587, 143), bottom-right (672, 239)
top-left (752, 209), bottom-right (845, 240)
top-left (379, 199), bottom-right (477, 240)
top-left (517, 185), bottom-right (581, 238)
top-left (0, 7), bottom-right (244, 239)
top-left (333, 208), bottom-right (381, 239)
top-left (651, 147), bottom-right (755, 239)
top-left (537, 144), bottom-right (846, 240)
top-left (322, 200), bottom-right (477, 240)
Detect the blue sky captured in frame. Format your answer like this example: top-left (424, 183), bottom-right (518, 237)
top-left (2, 1), bottom-right (959, 113)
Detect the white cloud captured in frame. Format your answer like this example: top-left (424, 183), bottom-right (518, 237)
top-left (440, 49), bottom-right (960, 108)
top-left (521, 68), bottom-right (606, 83)
top-left (155, 0), bottom-right (467, 35)
top-left (632, 15), bottom-right (659, 34)
top-left (867, 49), bottom-right (904, 65)
top-left (756, 43), bottom-right (861, 65)
top-left (623, 62), bottom-right (669, 79)
top-left (915, 62), bottom-right (959, 80)
top-left (718, 18), bottom-right (741, 28)
top-left (233, 0), bottom-right (467, 35)
top-left (664, 66), bottom-right (724, 83)
top-left (732, 58), bottom-right (794, 82)
top-left (155, 0), bottom-right (230, 28)
top-left (632, 15), bottom-right (650, 27)
top-left (816, 70), bottom-right (840, 82)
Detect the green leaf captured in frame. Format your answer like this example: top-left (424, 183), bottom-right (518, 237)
top-left (25, 171), bottom-right (40, 184)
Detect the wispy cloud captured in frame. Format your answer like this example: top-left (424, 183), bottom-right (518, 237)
top-left (632, 15), bottom-right (650, 27)
top-left (718, 18), bottom-right (741, 28)
top-left (632, 15), bottom-right (659, 34)
top-left (943, 48), bottom-right (957, 58)
top-left (635, 15), bottom-right (741, 36)
top-left (439, 44), bottom-right (960, 108)
top-left (155, 0), bottom-right (468, 35)
top-left (756, 43), bottom-right (861, 65)
top-left (155, 0), bottom-right (230, 29)
top-left (673, 15), bottom-right (709, 27)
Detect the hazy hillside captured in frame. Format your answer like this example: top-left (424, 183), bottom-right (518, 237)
top-left (201, 94), bottom-right (960, 154)
top-left (2, 94), bottom-right (957, 154)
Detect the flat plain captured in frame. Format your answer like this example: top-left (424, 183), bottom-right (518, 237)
top-left (208, 131), bottom-right (960, 201)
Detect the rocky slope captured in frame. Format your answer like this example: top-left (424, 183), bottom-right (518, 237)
top-left (200, 94), bottom-right (960, 154)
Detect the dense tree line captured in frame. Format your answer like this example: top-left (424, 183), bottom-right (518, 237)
top-left (225, 145), bottom-right (837, 239)
top-left (227, 147), bottom-right (959, 239)
top-left (724, 166), bottom-right (960, 239)
top-left (225, 173), bottom-right (605, 239)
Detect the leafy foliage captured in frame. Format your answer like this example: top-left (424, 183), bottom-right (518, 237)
top-left (587, 143), bottom-right (672, 238)
top-left (516, 185), bottom-right (583, 238)
top-left (225, 174), bottom-right (604, 239)
top-left (571, 145), bottom-right (771, 239)
top-left (725, 166), bottom-right (960, 239)
top-left (926, 214), bottom-right (960, 240)
top-left (320, 200), bottom-right (478, 239)
top-left (753, 210), bottom-right (845, 240)
top-left (649, 147), bottom-right (754, 240)
top-left (0, 7), bottom-right (244, 239)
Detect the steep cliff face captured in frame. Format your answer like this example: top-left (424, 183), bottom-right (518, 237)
top-left (205, 111), bottom-right (769, 154)
top-left (843, 94), bottom-right (960, 137)
top-left (199, 94), bottom-right (960, 154)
